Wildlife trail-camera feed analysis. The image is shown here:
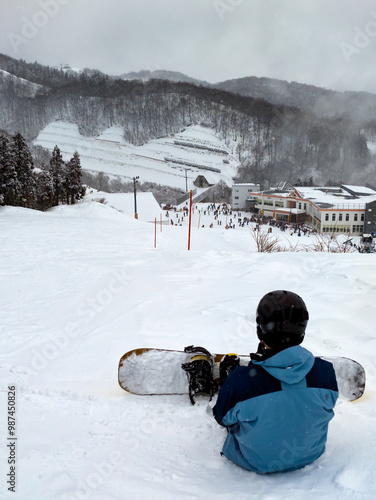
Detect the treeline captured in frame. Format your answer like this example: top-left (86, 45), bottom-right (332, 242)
top-left (0, 132), bottom-right (85, 211)
top-left (0, 53), bottom-right (86, 89)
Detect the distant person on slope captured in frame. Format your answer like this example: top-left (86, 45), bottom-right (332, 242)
top-left (213, 290), bottom-right (339, 474)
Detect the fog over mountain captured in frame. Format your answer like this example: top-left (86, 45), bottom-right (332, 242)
top-left (1, 53), bottom-right (376, 188)
top-left (3, 0), bottom-right (376, 93)
top-left (112, 68), bottom-right (376, 125)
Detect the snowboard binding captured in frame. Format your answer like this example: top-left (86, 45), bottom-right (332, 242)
top-left (219, 353), bottom-right (240, 386)
top-left (182, 345), bottom-right (215, 405)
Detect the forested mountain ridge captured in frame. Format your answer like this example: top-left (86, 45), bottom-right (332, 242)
top-left (0, 53), bottom-right (374, 186)
top-left (119, 69), bottom-right (206, 85)
top-left (213, 76), bottom-right (376, 125)
top-left (118, 67), bottom-right (376, 126)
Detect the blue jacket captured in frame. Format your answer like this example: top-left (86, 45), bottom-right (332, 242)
top-left (213, 346), bottom-right (338, 474)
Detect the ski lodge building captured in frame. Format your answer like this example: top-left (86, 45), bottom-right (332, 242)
top-left (247, 183), bottom-right (376, 235)
top-left (232, 183), bottom-right (261, 210)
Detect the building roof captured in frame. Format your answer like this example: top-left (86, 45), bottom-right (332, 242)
top-left (233, 182), bottom-right (260, 187)
top-left (342, 185), bottom-right (376, 196)
top-left (295, 186), bottom-right (376, 208)
top-left (274, 208), bottom-right (305, 214)
top-left (197, 173), bottom-right (218, 185)
top-left (251, 184), bottom-right (376, 209)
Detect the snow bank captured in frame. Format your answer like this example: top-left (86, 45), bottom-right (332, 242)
top-left (84, 190), bottom-right (168, 222)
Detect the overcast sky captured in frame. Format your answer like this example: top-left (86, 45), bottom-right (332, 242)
top-left (1, 0), bottom-right (376, 92)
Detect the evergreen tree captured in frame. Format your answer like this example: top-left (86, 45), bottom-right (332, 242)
top-left (0, 136), bottom-right (6, 205)
top-left (9, 132), bottom-right (35, 207)
top-left (66, 151), bottom-right (85, 204)
top-left (49, 145), bottom-right (66, 205)
top-left (35, 163), bottom-right (54, 210)
top-left (1, 133), bottom-right (86, 210)
top-left (0, 134), bottom-right (17, 205)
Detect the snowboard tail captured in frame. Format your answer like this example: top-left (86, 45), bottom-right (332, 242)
top-left (118, 348), bottom-right (366, 402)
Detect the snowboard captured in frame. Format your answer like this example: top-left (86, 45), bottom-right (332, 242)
top-left (118, 347), bottom-right (366, 402)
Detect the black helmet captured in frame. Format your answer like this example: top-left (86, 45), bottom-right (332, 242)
top-left (256, 290), bottom-right (309, 349)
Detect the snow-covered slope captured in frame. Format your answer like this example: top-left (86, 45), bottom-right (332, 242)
top-left (85, 190), bottom-right (168, 222)
top-left (1, 201), bottom-right (375, 499)
top-left (33, 122), bottom-right (239, 190)
top-left (0, 69), bottom-right (46, 98)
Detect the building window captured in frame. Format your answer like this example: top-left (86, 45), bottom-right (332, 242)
top-left (361, 214), bottom-right (365, 221)
top-left (304, 203), bottom-right (307, 210)
top-left (298, 203), bottom-right (302, 209)
top-left (339, 213), bottom-right (343, 221)
top-left (325, 214), bottom-right (329, 221)
top-left (323, 226), bottom-right (347, 233)
top-left (345, 213), bottom-right (349, 221)
top-left (234, 196), bottom-right (239, 200)
top-left (354, 214), bottom-right (358, 221)
top-left (332, 214), bottom-right (336, 221)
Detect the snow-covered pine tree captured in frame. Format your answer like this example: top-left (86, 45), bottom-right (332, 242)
top-left (65, 151), bottom-right (85, 204)
top-left (49, 145), bottom-right (66, 205)
top-left (35, 163), bottom-right (54, 210)
top-left (0, 134), bottom-right (18, 206)
top-left (9, 132), bottom-right (35, 207)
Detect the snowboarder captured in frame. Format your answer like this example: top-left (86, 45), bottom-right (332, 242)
top-left (213, 290), bottom-right (339, 474)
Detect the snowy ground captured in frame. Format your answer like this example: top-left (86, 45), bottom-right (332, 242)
top-left (1, 198), bottom-right (376, 500)
top-left (84, 190), bottom-right (170, 223)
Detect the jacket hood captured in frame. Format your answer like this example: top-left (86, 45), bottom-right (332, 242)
top-left (251, 346), bottom-right (315, 384)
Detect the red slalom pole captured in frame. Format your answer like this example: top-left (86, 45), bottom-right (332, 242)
top-left (188, 190), bottom-right (193, 250)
